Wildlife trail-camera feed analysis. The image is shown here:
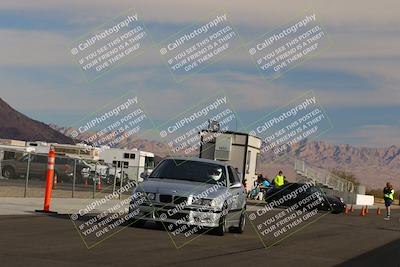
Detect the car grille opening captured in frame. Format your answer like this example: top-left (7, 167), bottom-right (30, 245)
top-left (159, 194), bottom-right (173, 203)
top-left (173, 196), bottom-right (188, 205)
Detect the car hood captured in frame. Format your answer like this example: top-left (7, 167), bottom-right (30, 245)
top-left (325, 195), bottom-right (344, 205)
top-left (137, 178), bottom-right (228, 198)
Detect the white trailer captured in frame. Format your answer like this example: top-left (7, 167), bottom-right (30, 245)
top-left (99, 148), bottom-right (155, 182)
top-left (198, 130), bottom-right (262, 192)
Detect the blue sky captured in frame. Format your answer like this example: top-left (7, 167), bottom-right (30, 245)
top-left (0, 0), bottom-right (399, 147)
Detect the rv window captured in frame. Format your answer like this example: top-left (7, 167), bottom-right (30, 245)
top-left (113, 161), bottom-right (121, 168)
top-left (130, 153), bottom-right (135, 159)
top-left (123, 153), bottom-right (129, 159)
top-left (123, 162), bottom-right (129, 168)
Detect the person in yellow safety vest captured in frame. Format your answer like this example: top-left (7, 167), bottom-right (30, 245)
top-left (383, 182), bottom-right (395, 220)
top-left (274, 171), bottom-right (285, 187)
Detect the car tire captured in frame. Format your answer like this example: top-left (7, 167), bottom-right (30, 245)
top-left (230, 209), bottom-right (246, 234)
top-left (214, 215), bottom-right (226, 236)
top-left (129, 219), bottom-right (146, 228)
top-left (2, 166), bottom-right (15, 179)
top-left (214, 203), bottom-right (228, 236)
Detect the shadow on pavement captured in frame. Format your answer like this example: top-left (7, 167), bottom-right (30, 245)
top-left (335, 238), bottom-right (400, 267)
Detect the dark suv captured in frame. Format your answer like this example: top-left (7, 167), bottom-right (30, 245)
top-left (1, 154), bottom-right (74, 182)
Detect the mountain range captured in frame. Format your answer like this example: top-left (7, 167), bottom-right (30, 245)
top-left (0, 97), bottom-right (398, 189)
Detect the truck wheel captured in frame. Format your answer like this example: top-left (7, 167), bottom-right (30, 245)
top-left (2, 166), bottom-right (15, 178)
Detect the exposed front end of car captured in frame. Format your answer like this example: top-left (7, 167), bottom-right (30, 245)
top-left (129, 191), bottom-right (225, 228)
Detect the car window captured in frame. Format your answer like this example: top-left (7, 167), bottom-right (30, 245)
top-left (306, 186), bottom-right (321, 193)
top-left (19, 155), bottom-right (29, 162)
top-left (149, 159), bottom-right (227, 186)
top-left (228, 166), bottom-right (240, 186)
top-left (35, 155), bottom-right (48, 163)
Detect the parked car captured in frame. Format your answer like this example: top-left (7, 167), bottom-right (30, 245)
top-left (1, 154), bottom-right (74, 182)
top-left (129, 157), bottom-right (246, 236)
top-left (265, 182), bottom-right (346, 213)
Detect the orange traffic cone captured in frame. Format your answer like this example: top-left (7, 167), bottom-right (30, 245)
top-left (361, 207), bottom-right (365, 216)
top-left (377, 207), bottom-right (381, 215)
top-left (97, 176), bottom-right (102, 191)
top-left (345, 207), bottom-right (349, 214)
top-left (365, 206), bottom-right (369, 215)
top-left (350, 205), bottom-right (354, 213)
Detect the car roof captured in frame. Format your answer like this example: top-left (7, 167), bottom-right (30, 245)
top-left (163, 157), bottom-right (229, 167)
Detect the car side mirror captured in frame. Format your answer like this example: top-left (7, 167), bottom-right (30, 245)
top-left (230, 182), bottom-right (242, 189)
top-left (140, 172), bottom-right (149, 179)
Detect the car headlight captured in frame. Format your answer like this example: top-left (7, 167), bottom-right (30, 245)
top-left (202, 199), bottom-right (212, 206)
top-left (339, 197), bottom-right (344, 203)
top-left (211, 198), bottom-right (223, 208)
top-left (146, 192), bottom-right (156, 200)
top-left (192, 198), bottom-right (212, 206)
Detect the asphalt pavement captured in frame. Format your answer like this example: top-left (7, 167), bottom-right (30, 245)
top-left (0, 209), bottom-right (399, 267)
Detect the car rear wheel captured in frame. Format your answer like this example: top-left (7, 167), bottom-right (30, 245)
top-left (2, 166), bottom-right (15, 178)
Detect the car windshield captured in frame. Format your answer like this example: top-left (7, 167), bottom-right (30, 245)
top-left (306, 186), bottom-right (321, 193)
top-left (149, 159), bottom-right (227, 185)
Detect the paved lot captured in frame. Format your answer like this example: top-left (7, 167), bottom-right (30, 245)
top-left (0, 210), bottom-right (399, 267)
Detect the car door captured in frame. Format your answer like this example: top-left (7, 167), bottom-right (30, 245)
top-left (226, 166), bottom-right (245, 221)
top-left (14, 154), bottom-right (30, 176)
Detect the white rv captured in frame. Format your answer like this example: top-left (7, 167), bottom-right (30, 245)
top-left (99, 148), bottom-right (155, 183)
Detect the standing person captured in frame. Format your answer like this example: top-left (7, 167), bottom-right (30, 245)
top-left (273, 170), bottom-right (285, 187)
top-left (383, 182), bottom-right (395, 220)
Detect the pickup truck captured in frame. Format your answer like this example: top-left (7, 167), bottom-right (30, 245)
top-left (129, 157), bottom-right (247, 236)
top-left (1, 154), bottom-right (83, 182)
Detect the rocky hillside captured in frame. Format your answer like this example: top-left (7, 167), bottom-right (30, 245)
top-left (260, 141), bottom-right (400, 189)
top-left (0, 98), bottom-right (74, 144)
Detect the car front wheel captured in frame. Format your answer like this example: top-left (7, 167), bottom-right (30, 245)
top-left (230, 209), bottom-right (246, 234)
top-left (2, 166), bottom-right (15, 178)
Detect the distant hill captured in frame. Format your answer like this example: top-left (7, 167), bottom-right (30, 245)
top-left (0, 98), bottom-right (74, 144)
top-left (259, 141), bottom-right (400, 189)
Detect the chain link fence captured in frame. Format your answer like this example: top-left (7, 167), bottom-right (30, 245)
top-left (0, 148), bottom-right (147, 199)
